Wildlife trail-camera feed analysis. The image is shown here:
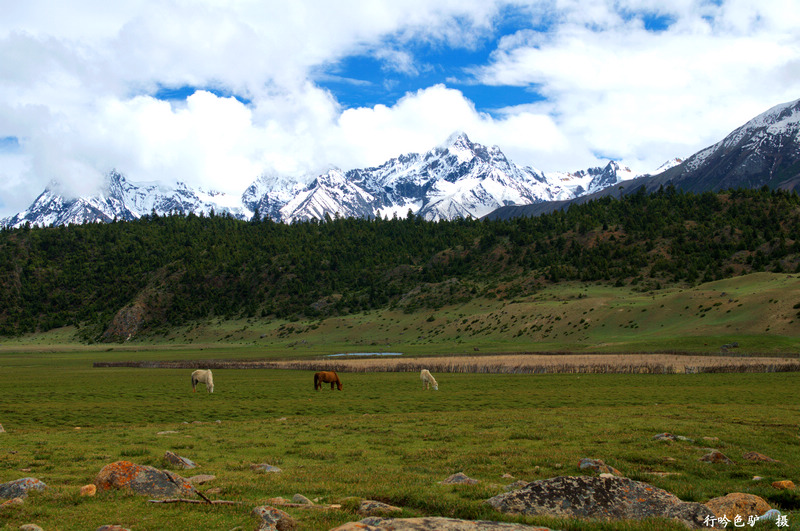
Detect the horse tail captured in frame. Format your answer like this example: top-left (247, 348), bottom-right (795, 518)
top-left (314, 373), bottom-right (319, 390)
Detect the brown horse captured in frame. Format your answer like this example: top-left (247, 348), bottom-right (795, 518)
top-left (314, 371), bottom-right (342, 390)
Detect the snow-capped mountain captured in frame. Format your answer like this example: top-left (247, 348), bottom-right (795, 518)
top-left (246, 132), bottom-right (636, 223)
top-left (2, 171), bottom-right (248, 228)
top-left (484, 97), bottom-right (800, 221)
top-left (1, 132), bottom-right (638, 228)
top-left (645, 98), bottom-right (800, 192)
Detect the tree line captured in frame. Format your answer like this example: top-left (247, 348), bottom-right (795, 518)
top-left (1, 186), bottom-right (798, 340)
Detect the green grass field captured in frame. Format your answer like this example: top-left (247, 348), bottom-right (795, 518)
top-left (1, 349), bottom-right (799, 530)
top-left (4, 272), bottom-right (799, 358)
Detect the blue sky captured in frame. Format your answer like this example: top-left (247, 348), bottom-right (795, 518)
top-left (0, 0), bottom-right (798, 217)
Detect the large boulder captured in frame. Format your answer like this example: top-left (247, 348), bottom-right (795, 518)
top-left (0, 478), bottom-right (47, 499)
top-left (486, 475), bottom-right (712, 529)
top-left (331, 517), bottom-right (557, 530)
top-left (706, 493), bottom-right (771, 520)
top-left (94, 461), bottom-right (194, 498)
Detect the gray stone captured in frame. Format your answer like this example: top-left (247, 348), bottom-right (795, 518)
top-left (164, 450), bottom-right (197, 469)
top-left (251, 463), bottom-right (282, 473)
top-left (699, 451), bottom-right (734, 464)
top-left (187, 474), bottom-right (215, 485)
top-left (252, 505), bottom-right (297, 531)
top-left (358, 500), bottom-right (403, 516)
top-left (330, 517), bottom-right (557, 530)
top-left (441, 472), bottom-right (479, 485)
top-left (19, 525), bottom-right (44, 531)
top-left (0, 478), bottom-right (47, 499)
top-left (291, 493), bottom-right (313, 505)
top-left (486, 475), bottom-right (712, 529)
top-left (578, 458), bottom-right (621, 476)
top-left (653, 433), bottom-right (694, 442)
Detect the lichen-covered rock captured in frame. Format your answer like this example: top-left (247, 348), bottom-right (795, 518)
top-left (486, 475), bottom-right (712, 529)
top-left (330, 517), bottom-right (556, 530)
top-left (252, 505), bottom-right (297, 531)
top-left (164, 450), bottom-right (197, 469)
top-left (742, 451), bottom-right (778, 463)
top-left (578, 458), bottom-right (621, 476)
top-left (505, 480), bottom-right (529, 492)
top-left (699, 451), bottom-right (733, 464)
top-left (0, 497), bottom-right (23, 509)
top-left (80, 484), bottom-right (97, 496)
top-left (358, 500), bottom-right (403, 516)
top-left (0, 478), bottom-right (47, 499)
top-left (441, 472), bottom-right (479, 485)
top-left (706, 493), bottom-right (771, 520)
top-left (772, 480), bottom-right (795, 490)
top-left (94, 461), bottom-right (194, 498)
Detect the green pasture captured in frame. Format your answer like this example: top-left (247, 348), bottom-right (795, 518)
top-left (4, 272), bottom-right (799, 358)
top-left (1, 352), bottom-right (799, 530)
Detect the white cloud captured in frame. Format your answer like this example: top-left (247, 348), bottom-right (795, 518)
top-left (471, 1), bottom-right (800, 172)
top-left (0, 0), bottom-right (798, 217)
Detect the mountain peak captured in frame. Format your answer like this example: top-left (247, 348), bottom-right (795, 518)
top-left (442, 131), bottom-right (473, 149)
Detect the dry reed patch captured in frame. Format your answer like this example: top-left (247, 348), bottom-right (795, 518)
top-left (269, 353), bottom-right (800, 374)
top-left (97, 353), bottom-right (800, 374)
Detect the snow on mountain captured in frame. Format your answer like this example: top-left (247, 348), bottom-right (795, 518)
top-left (652, 97), bottom-right (800, 192)
top-left (279, 168), bottom-right (378, 222)
top-left (651, 158), bottom-right (684, 175)
top-left (1, 171), bottom-right (248, 229)
top-left (1, 132), bottom-right (653, 228)
top-left (548, 160), bottom-right (638, 198)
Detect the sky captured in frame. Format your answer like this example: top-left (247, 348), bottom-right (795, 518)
top-left (1, 0), bottom-right (799, 218)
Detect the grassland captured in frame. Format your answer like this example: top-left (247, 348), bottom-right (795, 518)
top-left (3, 272), bottom-right (799, 357)
top-left (1, 273), bottom-right (799, 529)
top-left (0, 347), bottom-right (799, 530)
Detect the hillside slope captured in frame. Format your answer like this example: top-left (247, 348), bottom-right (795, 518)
top-left (2, 188), bottom-right (800, 342)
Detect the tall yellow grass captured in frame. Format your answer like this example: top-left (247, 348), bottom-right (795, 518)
top-left (96, 353), bottom-right (800, 374)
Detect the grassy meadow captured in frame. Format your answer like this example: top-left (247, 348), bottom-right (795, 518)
top-left (0, 349), bottom-right (799, 530)
top-left (1, 273), bottom-right (800, 529)
top-left (6, 272), bottom-right (799, 357)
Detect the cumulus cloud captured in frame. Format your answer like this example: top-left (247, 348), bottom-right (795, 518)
top-left (0, 0), bottom-right (798, 217)
top-left (470, 0), bottom-right (800, 171)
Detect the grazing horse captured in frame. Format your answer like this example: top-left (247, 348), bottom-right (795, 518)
top-left (314, 371), bottom-right (342, 390)
top-left (420, 369), bottom-right (438, 390)
top-left (191, 369), bottom-right (214, 393)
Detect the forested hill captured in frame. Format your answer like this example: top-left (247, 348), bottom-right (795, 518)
top-left (2, 187), bottom-right (800, 341)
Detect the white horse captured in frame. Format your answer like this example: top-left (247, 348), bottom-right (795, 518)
top-left (420, 369), bottom-right (438, 391)
top-left (191, 369), bottom-right (214, 393)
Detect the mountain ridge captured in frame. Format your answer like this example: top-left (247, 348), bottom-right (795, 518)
top-left (485, 97), bottom-right (800, 221)
top-left (2, 132), bottom-right (637, 228)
